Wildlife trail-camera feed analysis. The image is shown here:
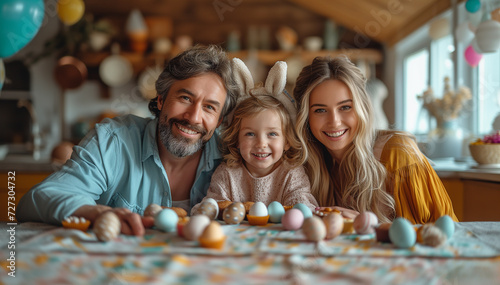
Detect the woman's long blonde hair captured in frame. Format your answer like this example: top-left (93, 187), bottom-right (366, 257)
top-left (293, 56), bottom-right (395, 222)
top-left (222, 94), bottom-right (304, 168)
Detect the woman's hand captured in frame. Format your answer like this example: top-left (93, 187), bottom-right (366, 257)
top-left (315, 206), bottom-right (360, 220)
top-left (71, 205), bottom-right (154, 236)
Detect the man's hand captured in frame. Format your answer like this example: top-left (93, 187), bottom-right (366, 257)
top-left (72, 205), bottom-right (154, 236)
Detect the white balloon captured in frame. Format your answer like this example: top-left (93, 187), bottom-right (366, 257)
top-left (475, 20), bottom-right (500, 53)
top-left (455, 21), bottom-right (475, 44)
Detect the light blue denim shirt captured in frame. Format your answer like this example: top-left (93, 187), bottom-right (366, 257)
top-left (17, 115), bottom-right (222, 225)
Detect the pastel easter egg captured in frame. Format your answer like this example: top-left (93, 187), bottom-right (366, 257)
top-left (154, 208), bottom-right (179, 232)
top-left (223, 202), bottom-right (246, 224)
top-left (144, 203), bottom-right (163, 217)
top-left (353, 212), bottom-right (378, 234)
top-left (249, 201), bottom-right (268, 217)
top-left (293, 203), bottom-right (313, 219)
top-left (434, 215), bottom-right (455, 239)
top-left (281, 208), bottom-right (304, 231)
top-left (417, 224), bottom-right (447, 247)
top-left (183, 215), bottom-right (210, 241)
top-left (203, 198), bottom-right (219, 217)
top-left (193, 201), bottom-right (218, 220)
top-left (389, 217), bottom-right (416, 248)
top-left (199, 221), bottom-right (226, 249)
top-left (323, 212), bottom-right (344, 239)
top-left (302, 216), bottom-right (326, 241)
top-left (268, 201), bottom-right (285, 223)
top-left (94, 211), bottom-right (121, 242)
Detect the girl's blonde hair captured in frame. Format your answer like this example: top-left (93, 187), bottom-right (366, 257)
top-left (293, 56), bottom-right (395, 222)
top-left (222, 94), bottom-right (304, 168)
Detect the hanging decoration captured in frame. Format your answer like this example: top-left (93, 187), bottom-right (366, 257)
top-left (0, 0), bottom-right (45, 58)
top-left (57, 0), bottom-right (85, 26)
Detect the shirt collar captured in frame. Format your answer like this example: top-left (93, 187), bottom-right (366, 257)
top-left (142, 118), bottom-right (159, 162)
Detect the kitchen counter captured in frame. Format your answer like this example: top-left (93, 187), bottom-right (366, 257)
top-left (0, 154), bottom-right (54, 172)
top-left (432, 158), bottom-right (500, 183)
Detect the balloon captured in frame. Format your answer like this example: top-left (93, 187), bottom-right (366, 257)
top-left (57, 0), bottom-right (85, 25)
top-left (492, 8), bottom-right (500, 23)
top-left (475, 20), bottom-right (500, 53)
top-left (0, 59), bottom-right (5, 91)
top-left (429, 18), bottom-right (450, 40)
top-left (464, 45), bottom-right (483, 67)
top-left (0, 0), bottom-right (45, 58)
top-left (455, 21), bottom-right (474, 44)
top-left (465, 0), bottom-right (481, 13)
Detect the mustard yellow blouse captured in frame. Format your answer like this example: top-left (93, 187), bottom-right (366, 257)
top-left (376, 133), bottom-right (458, 224)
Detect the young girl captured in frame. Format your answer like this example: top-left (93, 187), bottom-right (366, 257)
top-left (191, 59), bottom-right (318, 215)
top-left (293, 56), bottom-right (457, 224)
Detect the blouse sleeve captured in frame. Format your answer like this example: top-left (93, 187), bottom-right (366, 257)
top-left (379, 135), bottom-right (458, 224)
top-left (281, 166), bottom-right (319, 210)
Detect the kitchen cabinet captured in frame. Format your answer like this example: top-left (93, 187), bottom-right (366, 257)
top-left (441, 177), bottom-right (500, 222)
top-left (0, 172), bottom-right (51, 222)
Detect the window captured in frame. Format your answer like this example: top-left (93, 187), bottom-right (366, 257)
top-left (478, 49), bottom-right (500, 134)
top-left (396, 3), bottom-right (500, 145)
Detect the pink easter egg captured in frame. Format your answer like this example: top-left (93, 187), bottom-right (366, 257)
top-left (281, 209), bottom-right (304, 230)
top-left (353, 212), bottom-right (378, 235)
top-left (464, 44), bottom-right (483, 67)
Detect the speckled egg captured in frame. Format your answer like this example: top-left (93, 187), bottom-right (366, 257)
top-left (293, 203), bottom-right (313, 219)
top-left (183, 214), bottom-right (210, 241)
top-left (268, 201), bottom-right (285, 223)
top-left (281, 208), bottom-right (304, 231)
top-left (144, 203), bottom-right (163, 217)
top-left (94, 211), bottom-right (121, 242)
top-left (323, 212), bottom-right (344, 239)
top-left (223, 202), bottom-right (246, 224)
top-left (249, 201), bottom-right (268, 217)
top-left (353, 212), bottom-right (378, 234)
top-left (417, 224), bottom-right (447, 247)
top-left (193, 201), bottom-right (218, 220)
top-left (389, 217), bottom-right (416, 248)
top-left (302, 216), bottom-right (326, 242)
top-left (154, 208), bottom-right (179, 232)
top-left (434, 215), bottom-right (455, 239)
top-left (204, 198), bottom-right (219, 217)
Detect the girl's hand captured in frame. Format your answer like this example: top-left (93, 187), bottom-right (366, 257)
top-left (315, 206), bottom-right (360, 220)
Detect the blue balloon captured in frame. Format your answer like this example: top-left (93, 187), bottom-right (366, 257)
top-left (465, 0), bottom-right (481, 13)
top-left (0, 0), bottom-right (45, 58)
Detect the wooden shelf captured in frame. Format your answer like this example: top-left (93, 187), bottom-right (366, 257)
top-left (227, 49), bottom-right (383, 66)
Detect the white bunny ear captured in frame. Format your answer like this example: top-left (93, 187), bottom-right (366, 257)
top-left (264, 61), bottom-right (287, 96)
top-left (232, 57), bottom-right (254, 96)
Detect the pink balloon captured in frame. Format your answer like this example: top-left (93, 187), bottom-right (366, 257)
top-left (464, 45), bottom-right (483, 67)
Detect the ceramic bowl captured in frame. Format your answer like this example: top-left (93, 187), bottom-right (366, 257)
top-left (469, 144), bottom-right (500, 166)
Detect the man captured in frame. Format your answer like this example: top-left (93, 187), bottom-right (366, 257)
top-left (17, 45), bottom-right (238, 236)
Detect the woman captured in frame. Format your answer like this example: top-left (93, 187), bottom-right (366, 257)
top-left (294, 56), bottom-right (457, 224)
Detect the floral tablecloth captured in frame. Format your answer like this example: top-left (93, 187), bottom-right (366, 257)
top-left (1, 222), bottom-right (500, 284)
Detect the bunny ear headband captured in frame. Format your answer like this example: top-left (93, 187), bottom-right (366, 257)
top-left (230, 57), bottom-right (297, 124)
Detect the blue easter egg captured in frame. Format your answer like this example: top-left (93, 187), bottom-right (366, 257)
top-left (434, 215), bottom-right (455, 239)
top-left (268, 201), bottom-right (285, 223)
top-left (389, 218), bottom-right (416, 248)
top-left (293, 203), bottom-right (313, 219)
top-left (154, 208), bottom-right (179, 232)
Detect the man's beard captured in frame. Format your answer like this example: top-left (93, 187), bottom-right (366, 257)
top-left (158, 117), bottom-right (210, 158)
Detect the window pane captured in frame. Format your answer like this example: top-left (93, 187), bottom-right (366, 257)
top-left (431, 35), bottom-right (454, 96)
top-left (478, 49), bottom-right (500, 135)
top-left (404, 49), bottom-right (429, 134)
